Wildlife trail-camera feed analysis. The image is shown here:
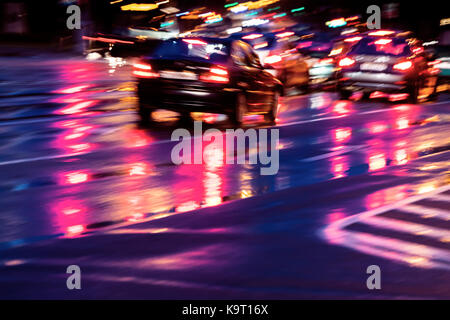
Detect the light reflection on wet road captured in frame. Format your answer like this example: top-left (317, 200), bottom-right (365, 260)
top-left (0, 57), bottom-right (449, 298)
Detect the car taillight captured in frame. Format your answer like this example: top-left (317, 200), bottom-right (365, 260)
top-left (200, 66), bottom-right (229, 83)
top-left (393, 60), bottom-right (413, 72)
top-left (264, 55), bottom-right (282, 65)
top-left (338, 57), bottom-right (355, 67)
top-left (133, 62), bottom-right (159, 78)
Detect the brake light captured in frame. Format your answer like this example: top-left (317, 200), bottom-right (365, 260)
top-left (264, 55), bottom-right (282, 65)
top-left (133, 63), bottom-right (152, 70)
top-left (200, 66), bottom-right (229, 83)
top-left (393, 60), bottom-right (413, 71)
top-left (182, 39), bottom-right (207, 45)
top-left (133, 62), bottom-right (159, 78)
top-left (242, 33), bottom-right (263, 40)
top-left (210, 67), bottom-right (228, 76)
top-left (318, 58), bottom-right (333, 65)
top-left (338, 57), bottom-right (355, 67)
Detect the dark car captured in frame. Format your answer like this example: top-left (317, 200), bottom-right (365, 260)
top-left (134, 37), bottom-right (283, 126)
top-left (336, 30), bottom-right (438, 103)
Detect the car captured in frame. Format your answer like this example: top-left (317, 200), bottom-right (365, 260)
top-left (134, 37), bottom-right (283, 126)
top-left (236, 31), bottom-right (310, 91)
top-left (335, 30), bottom-right (439, 103)
top-left (305, 34), bottom-right (365, 89)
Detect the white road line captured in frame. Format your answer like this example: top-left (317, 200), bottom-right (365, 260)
top-left (300, 145), bottom-right (365, 162)
top-left (430, 194), bottom-right (450, 202)
top-left (0, 153), bottom-right (83, 166)
top-left (324, 184), bottom-right (450, 231)
top-left (360, 215), bottom-right (450, 240)
top-left (0, 110), bottom-right (135, 127)
top-left (401, 204), bottom-right (450, 221)
top-left (335, 230), bottom-right (450, 267)
top-left (0, 99), bottom-right (447, 166)
top-left (322, 184), bottom-right (450, 269)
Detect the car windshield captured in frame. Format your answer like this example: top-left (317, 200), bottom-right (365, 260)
top-left (152, 39), bottom-right (230, 63)
top-left (351, 37), bottom-right (411, 56)
top-left (241, 34), bottom-right (277, 51)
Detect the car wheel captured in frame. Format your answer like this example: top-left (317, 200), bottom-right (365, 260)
top-left (178, 112), bottom-right (193, 125)
top-left (297, 82), bottom-right (309, 95)
top-left (264, 91), bottom-right (280, 124)
top-left (338, 89), bottom-right (352, 100)
top-left (138, 106), bottom-right (153, 125)
top-left (231, 93), bottom-right (247, 126)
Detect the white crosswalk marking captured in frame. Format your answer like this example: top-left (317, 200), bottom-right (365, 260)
top-left (360, 215), bottom-right (450, 240)
top-left (401, 204), bottom-right (450, 221)
top-left (322, 184), bottom-right (450, 270)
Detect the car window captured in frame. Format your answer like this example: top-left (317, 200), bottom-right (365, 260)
top-left (351, 38), bottom-right (411, 56)
top-left (241, 42), bottom-right (262, 67)
top-left (152, 39), bottom-right (230, 62)
top-left (231, 41), bottom-right (248, 66)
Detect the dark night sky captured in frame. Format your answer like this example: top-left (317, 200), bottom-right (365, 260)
top-left (181, 0), bottom-right (445, 38)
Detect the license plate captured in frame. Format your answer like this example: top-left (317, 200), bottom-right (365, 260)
top-left (160, 71), bottom-right (198, 80)
top-left (360, 63), bottom-right (387, 71)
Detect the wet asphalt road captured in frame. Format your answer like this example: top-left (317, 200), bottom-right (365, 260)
top-left (0, 56), bottom-right (449, 299)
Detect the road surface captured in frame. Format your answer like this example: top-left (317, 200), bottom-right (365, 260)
top-left (0, 56), bottom-right (449, 299)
